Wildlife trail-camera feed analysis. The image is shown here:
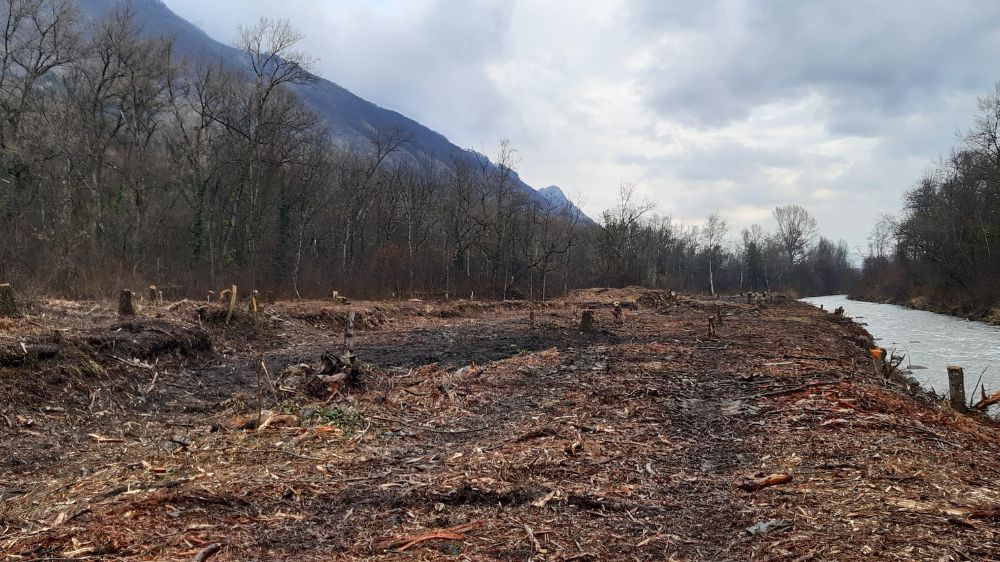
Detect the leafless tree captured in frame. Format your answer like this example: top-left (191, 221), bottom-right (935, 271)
top-left (701, 212), bottom-right (728, 296)
top-left (773, 204), bottom-right (817, 268)
top-left (598, 183), bottom-right (655, 286)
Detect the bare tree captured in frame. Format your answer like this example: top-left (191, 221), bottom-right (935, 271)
top-left (598, 183), bottom-right (655, 287)
top-left (0, 0), bottom-right (80, 152)
top-left (773, 204), bottom-right (817, 268)
top-left (867, 213), bottom-right (896, 260)
top-left (701, 212), bottom-right (728, 296)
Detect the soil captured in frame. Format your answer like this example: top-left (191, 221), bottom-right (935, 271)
top-left (2, 288), bottom-right (1000, 560)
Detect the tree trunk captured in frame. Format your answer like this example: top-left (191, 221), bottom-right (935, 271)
top-left (292, 222), bottom-right (305, 299)
top-left (708, 257), bottom-right (715, 296)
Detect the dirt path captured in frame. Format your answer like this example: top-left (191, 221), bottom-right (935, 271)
top-left (2, 289), bottom-right (1000, 560)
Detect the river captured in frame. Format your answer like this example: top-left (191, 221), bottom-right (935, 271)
top-left (800, 294), bottom-right (1000, 400)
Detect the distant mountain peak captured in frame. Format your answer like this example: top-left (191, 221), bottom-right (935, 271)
top-left (538, 185), bottom-right (571, 206)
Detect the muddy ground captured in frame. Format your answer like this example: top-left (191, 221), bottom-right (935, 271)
top-left (1, 288), bottom-right (1000, 560)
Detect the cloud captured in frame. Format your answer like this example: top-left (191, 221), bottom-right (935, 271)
top-left (635, 1), bottom-right (1000, 128)
top-left (163, 0), bottom-right (1000, 250)
top-left (165, 0), bottom-right (515, 146)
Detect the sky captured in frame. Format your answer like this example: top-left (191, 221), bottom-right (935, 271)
top-left (162, 0), bottom-right (1000, 252)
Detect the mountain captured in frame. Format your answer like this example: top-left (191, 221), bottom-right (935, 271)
top-left (75, 0), bottom-right (593, 222)
top-left (538, 185), bottom-right (593, 224)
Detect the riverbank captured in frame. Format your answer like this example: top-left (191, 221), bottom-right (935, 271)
top-left (850, 291), bottom-right (1000, 325)
top-left (2, 289), bottom-right (1000, 559)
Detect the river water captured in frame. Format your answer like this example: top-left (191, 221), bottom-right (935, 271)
top-left (800, 295), bottom-right (1000, 399)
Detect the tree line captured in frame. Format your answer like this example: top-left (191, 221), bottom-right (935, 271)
top-left (0, 0), bottom-right (855, 300)
top-left (856, 83), bottom-right (1000, 314)
top-left (595, 186), bottom-right (855, 298)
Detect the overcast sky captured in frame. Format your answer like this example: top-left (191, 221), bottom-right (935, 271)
top-left (162, 0), bottom-right (1000, 251)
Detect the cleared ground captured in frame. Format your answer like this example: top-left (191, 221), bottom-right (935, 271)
top-left (1, 288), bottom-right (999, 560)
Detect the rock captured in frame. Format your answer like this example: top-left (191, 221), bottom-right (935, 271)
top-left (282, 363), bottom-right (313, 378)
top-left (746, 519), bottom-right (791, 535)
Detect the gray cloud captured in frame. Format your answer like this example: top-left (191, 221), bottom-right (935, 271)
top-left (163, 0), bottom-right (1000, 250)
top-left (635, 0), bottom-right (1000, 128)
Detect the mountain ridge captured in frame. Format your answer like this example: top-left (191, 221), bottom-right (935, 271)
top-left (75, 0), bottom-right (593, 223)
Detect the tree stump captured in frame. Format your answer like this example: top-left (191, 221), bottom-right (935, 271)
top-left (344, 310), bottom-right (356, 352)
top-left (224, 285), bottom-right (237, 325)
top-left (118, 289), bottom-right (136, 317)
top-left (148, 285), bottom-right (158, 304)
top-left (0, 283), bottom-right (19, 318)
top-left (579, 309), bottom-right (594, 332)
top-left (948, 366), bottom-right (967, 412)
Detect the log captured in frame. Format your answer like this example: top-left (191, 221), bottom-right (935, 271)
top-left (118, 289), bottom-right (136, 317)
top-left (948, 365), bottom-right (967, 412)
top-left (738, 473), bottom-right (792, 492)
top-left (579, 309), bottom-right (594, 332)
top-left (0, 283), bottom-right (19, 317)
top-left (0, 343), bottom-right (60, 366)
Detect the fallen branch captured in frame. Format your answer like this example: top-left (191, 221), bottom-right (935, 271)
top-left (738, 473), bottom-right (793, 492)
top-left (94, 478), bottom-right (188, 500)
top-left (381, 522), bottom-right (481, 551)
top-left (748, 381), bottom-right (839, 400)
top-left (368, 414), bottom-right (488, 435)
top-left (566, 494), bottom-right (679, 513)
top-left (88, 433), bottom-right (125, 443)
top-left (524, 523), bottom-right (544, 554)
top-left (191, 543), bottom-right (222, 562)
top-left (972, 388), bottom-right (1000, 410)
